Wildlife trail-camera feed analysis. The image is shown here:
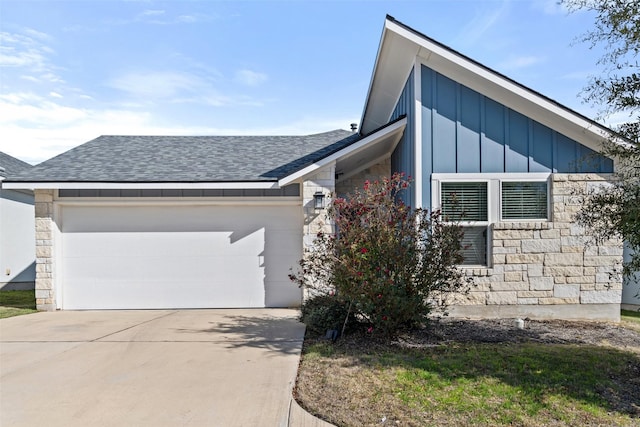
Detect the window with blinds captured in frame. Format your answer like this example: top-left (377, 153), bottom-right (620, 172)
top-left (460, 226), bottom-right (487, 265)
top-left (501, 182), bottom-right (548, 220)
top-left (440, 182), bottom-right (488, 221)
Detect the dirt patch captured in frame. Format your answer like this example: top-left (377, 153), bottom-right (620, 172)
top-left (403, 317), bottom-right (640, 351)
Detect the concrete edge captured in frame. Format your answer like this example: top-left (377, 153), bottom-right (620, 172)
top-left (288, 397), bottom-right (335, 427)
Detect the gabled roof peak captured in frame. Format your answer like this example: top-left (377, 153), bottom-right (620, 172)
top-left (361, 16), bottom-right (621, 151)
top-left (0, 151), bottom-right (33, 178)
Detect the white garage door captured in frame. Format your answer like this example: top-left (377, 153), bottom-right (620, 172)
top-left (59, 204), bottom-right (303, 310)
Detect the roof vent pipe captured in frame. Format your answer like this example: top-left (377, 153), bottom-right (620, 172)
top-left (350, 123), bottom-right (357, 132)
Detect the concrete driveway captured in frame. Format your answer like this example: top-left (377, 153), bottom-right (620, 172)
top-left (0, 309), bottom-right (306, 427)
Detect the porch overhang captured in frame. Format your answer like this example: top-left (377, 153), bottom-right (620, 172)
top-left (278, 116), bottom-right (407, 186)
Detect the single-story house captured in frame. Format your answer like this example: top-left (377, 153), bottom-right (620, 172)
top-left (0, 152), bottom-right (35, 290)
top-left (5, 16), bottom-right (628, 320)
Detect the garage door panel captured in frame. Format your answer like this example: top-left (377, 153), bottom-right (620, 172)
top-left (65, 279), bottom-right (265, 309)
top-left (264, 230), bottom-right (304, 255)
top-left (64, 230), bottom-right (266, 258)
top-left (60, 204), bottom-right (302, 309)
top-left (264, 281), bottom-right (302, 307)
top-left (62, 205), bottom-right (299, 232)
top-left (63, 254), bottom-right (262, 281)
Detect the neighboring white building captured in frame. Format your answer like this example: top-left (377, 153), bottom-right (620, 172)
top-left (0, 152), bottom-right (35, 290)
top-left (622, 245), bottom-right (640, 311)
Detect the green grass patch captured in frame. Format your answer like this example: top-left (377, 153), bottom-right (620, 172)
top-left (296, 341), bottom-right (640, 426)
top-left (391, 344), bottom-right (632, 426)
top-left (622, 309), bottom-right (640, 320)
top-left (622, 309), bottom-right (640, 332)
top-left (0, 290), bottom-right (37, 318)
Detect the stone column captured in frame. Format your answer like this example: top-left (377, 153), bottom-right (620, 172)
top-left (34, 189), bottom-right (55, 311)
top-left (302, 165), bottom-right (336, 251)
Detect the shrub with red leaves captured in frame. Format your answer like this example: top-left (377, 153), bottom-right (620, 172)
top-left (290, 173), bottom-right (471, 338)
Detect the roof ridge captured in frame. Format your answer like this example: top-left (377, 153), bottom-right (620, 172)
top-left (93, 129), bottom-right (352, 139)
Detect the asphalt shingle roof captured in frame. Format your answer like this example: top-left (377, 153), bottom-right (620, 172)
top-left (7, 130), bottom-right (360, 183)
top-left (0, 151), bottom-right (33, 178)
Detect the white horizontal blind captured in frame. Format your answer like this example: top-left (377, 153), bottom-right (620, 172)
top-left (461, 226), bottom-right (487, 265)
top-left (441, 182), bottom-right (488, 221)
top-left (501, 182), bottom-right (548, 220)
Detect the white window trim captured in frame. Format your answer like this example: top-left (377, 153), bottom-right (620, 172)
top-left (432, 173), bottom-right (551, 267)
top-left (432, 173), bottom-right (551, 224)
top-left (499, 178), bottom-right (551, 221)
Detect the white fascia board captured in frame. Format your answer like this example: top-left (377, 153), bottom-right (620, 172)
top-left (413, 56), bottom-right (422, 208)
top-left (2, 181), bottom-right (280, 190)
top-left (359, 23), bottom-right (390, 134)
top-left (55, 198), bottom-right (301, 207)
top-left (432, 172), bottom-right (552, 181)
top-left (278, 117), bottom-right (408, 187)
top-left (361, 21), bottom-right (419, 134)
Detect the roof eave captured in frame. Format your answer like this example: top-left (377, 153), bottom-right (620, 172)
top-left (360, 16), bottom-right (418, 135)
top-left (2, 181), bottom-right (282, 190)
top-left (278, 116), bottom-right (407, 186)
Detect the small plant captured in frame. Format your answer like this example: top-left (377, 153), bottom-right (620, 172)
top-left (290, 173), bottom-right (471, 338)
top-left (299, 294), bottom-right (359, 337)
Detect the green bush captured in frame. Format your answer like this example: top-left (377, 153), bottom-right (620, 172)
top-left (291, 173), bottom-right (471, 338)
top-left (300, 294), bottom-right (359, 337)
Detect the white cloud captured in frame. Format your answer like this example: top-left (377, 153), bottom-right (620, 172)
top-left (531, 0), bottom-right (570, 15)
top-left (0, 93), bottom-right (154, 163)
top-left (108, 71), bottom-right (204, 99)
top-left (234, 69), bottom-right (268, 87)
top-left (0, 33), bottom-right (48, 68)
top-left (454, 0), bottom-right (510, 47)
top-left (22, 27), bottom-right (53, 42)
top-left (112, 10), bottom-right (214, 26)
top-left (108, 69), bottom-right (266, 107)
top-left (141, 9), bottom-right (165, 16)
top-left (499, 55), bottom-right (545, 70)
top-left (0, 88), bottom-right (356, 164)
top-left (49, 91), bottom-right (63, 99)
top-left (177, 15), bottom-right (198, 23)
top-left (20, 75), bottom-right (40, 83)
top-left (0, 92), bottom-right (87, 125)
top-left (0, 30), bottom-right (63, 88)
top-left (175, 14), bottom-right (215, 24)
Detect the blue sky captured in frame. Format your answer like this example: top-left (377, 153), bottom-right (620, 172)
top-left (1, 0), bottom-right (605, 164)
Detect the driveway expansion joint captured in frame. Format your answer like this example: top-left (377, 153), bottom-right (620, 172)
top-left (91, 310), bottom-right (178, 342)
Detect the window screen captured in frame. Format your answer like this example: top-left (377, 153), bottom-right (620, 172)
top-left (461, 226), bottom-right (487, 265)
top-left (501, 182), bottom-right (548, 220)
top-left (441, 182), bottom-right (488, 221)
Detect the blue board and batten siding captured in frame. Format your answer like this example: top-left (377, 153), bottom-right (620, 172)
top-left (395, 64), bottom-right (614, 210)
top-left (390, 68), bottom-right (415, 207)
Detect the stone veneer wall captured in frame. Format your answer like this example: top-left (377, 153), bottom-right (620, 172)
top-left (302, 157), bottom-right (392, 248)
top-left (300, 165), bottom-right (336, 300)
top-left (450, 174), bottom-right (623, 321)
top-left (302, 165), bottom-right (336, 250)
top-left (34, 189), bottom-right (55, 311)
top-left (335, 158), bottom-right (391, 197)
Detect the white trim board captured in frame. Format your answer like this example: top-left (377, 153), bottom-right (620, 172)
top-left (278, 117), bottom-right (407, 186)
top-left (3, 181), bottom-right (281, 190)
